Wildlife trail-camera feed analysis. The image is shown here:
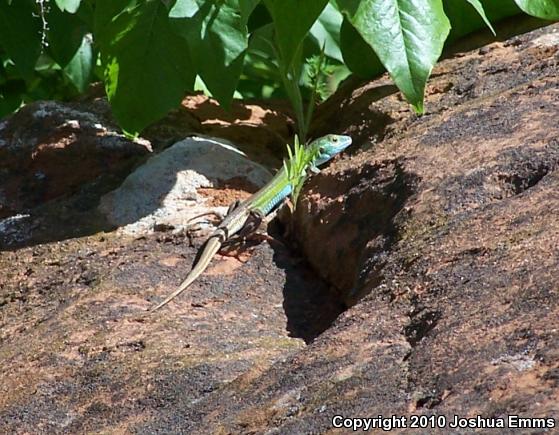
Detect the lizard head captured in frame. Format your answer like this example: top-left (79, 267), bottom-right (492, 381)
top-left (311, 134), bottom-right (352, 166)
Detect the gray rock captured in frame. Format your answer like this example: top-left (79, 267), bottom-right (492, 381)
top-left (98, 135), bottom-right (272, 235)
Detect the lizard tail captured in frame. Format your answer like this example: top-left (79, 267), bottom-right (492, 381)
top-left (150, 237), bottom-right (222, 311)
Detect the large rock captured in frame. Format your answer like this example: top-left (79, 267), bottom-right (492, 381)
top-left (282, 23), bottom-right (559, 435)
top-left (0, 100), bottom-right (151, 219)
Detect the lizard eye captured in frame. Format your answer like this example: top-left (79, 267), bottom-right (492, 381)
top-left (332, 137), bottom-right (338, 142)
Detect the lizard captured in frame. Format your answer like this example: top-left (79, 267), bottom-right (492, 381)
top-left (151, 134), bottom-right (352, 311)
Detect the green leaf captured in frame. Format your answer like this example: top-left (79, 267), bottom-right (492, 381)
top-left (0, 0), bottom-right (42, 80)
top-left (100, 0), bottom-right (196, 133)
top-left (64, 34), bottom-right (93, 92)
top-left (75, 0), bottom-right (95, 28)
top-left (284, 134), bottom-right (311, 207)
top-left (309, 3), bottom-right (344, 62)
top-left (47, 4), bottom-right (89, 67)
top-left (514, 0), bottom-right (559, 19)
top-left (340, 18), bottom-right (383, 78)
top-left (261, 2), bottom-right (328, 139)
top-left (264, 0), bottom-right (328, 67)
top-left (338, 0), bottom-right (450, 113)
top-left (94, 0), bottom-right (138, 38)
top-left (0, 78), bottom-right (25, 117)
top-left (443, 0), bottom-right (520, 43)
top-left (463, 0), bottom-right (495, 35)
top-left (170, 0), bottom-right (253, 107)
top-left (239, 0), bottom-right (261, 21)
top-left (247, 3), bottom-right (272, 31)
top-left (55, 0), bottom-right (81, 14)
top-left (239, 22), bottom-right (283, 97)
top-left (168, 0), bottom-right (198, 18)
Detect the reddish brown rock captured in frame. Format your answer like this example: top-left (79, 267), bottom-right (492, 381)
top-left (144, 93), bottom-right (295, 168)
top-left (0, 100), bottom-right (151, 218)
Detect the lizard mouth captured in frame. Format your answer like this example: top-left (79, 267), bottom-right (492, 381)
top-left (336, 135), bottom-right (353, 151)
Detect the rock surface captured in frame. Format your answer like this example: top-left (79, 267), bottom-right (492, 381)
top-left (0, 100), bottom-right (151, 219)
top-left (1, 21), bottom-right (559, 435)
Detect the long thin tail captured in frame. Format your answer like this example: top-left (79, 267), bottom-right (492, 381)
top-left (150, 237), bottom-right (222, 311)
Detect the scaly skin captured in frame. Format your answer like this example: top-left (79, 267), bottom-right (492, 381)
top-left (151, 134), bottom-right (352, 311)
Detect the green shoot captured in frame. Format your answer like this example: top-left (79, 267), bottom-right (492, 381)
top-left (276, 43), bottom-right (331, 143)
top-left (283, 135), bottom-right (316, 208)
top-left (303, 47), bottom-right (334, 141)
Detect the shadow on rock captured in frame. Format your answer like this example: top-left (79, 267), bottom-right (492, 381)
top-left (268, 231), bottom-right (346, 344)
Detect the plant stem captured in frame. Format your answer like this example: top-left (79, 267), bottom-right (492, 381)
top-left (303, 46), bottom-right (326, 143)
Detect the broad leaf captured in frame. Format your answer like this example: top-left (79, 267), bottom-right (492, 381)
top-left (0, 0), bottom-right (42, 80)
top-left (239, 0), bottom-right (261, 21)
top-left (264, 0), bottom-right (328, 67)
top-left (170, 0), bottom-right (254, 106)
top-left (94, 0), bottom-right (138, 38)
top-left (100, 0), bottom-right (196, 132)
top-left (0, 77), bottom-right (25, 117)
top-left (48, 4), bottom-right (94, 91)
top-left (338, 0), bottom-right (450, 112)
top-left (443, 0), bottom-right (520, 43)
top-left (246, 23), bottom-right (280, 72)
top-left (514, 0), bottom-right (559, 19)
top-left (463, 0), bottom-right (495, 35)
top-left (240, 23), bottom-right (283, 97)
top-left (64, 34), bottom-right (93, 92)
top-left (47, 4), bottom-right (89, 66)
top-left (309, 3), bottom-right (344, 62)
top-left (247, 3), bottom-right (272, 32)
top-left (340, 18), bottom-right (383, 78)
top-left (55, 0), bottom-right (81, 13)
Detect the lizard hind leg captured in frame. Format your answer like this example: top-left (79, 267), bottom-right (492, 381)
top-left (186, 199), bottom-right (241, 229)
top-left (222, 209), bottom-right (264, 248)
top-left (226, 199), bottom-right (242, 215)
top-left (239, 209), bottom-right (265, 238)
top-left (220, 210), bottom-right (270, 256)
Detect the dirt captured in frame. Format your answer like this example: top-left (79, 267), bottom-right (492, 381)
top-left (197, 176), bottom-right (261, 207)
top-left (1, 19), bottom-right (559, 435)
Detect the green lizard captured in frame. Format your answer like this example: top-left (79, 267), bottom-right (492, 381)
top-left (151, 134), bottom-right (352, 311)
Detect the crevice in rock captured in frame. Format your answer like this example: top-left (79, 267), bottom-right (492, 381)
top-left (283, 159), bottom-right (418, 342)
top-left (496, 166), bottom-right (548, 195)
top-left (494, 142), bottom-right (559, 196)
top-left (335, 161), bottom-right (419, 307)
top-left (437, 141), bottom-right (559, 214)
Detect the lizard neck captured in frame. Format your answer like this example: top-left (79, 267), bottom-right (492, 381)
top-left (248, 166), bottom-right (292, 215)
